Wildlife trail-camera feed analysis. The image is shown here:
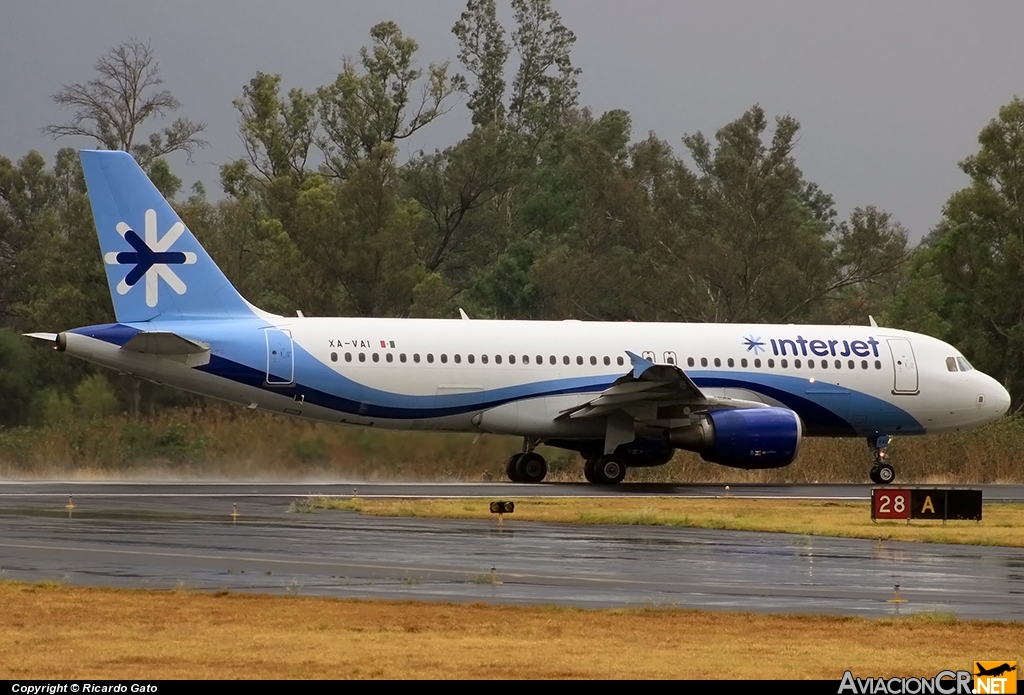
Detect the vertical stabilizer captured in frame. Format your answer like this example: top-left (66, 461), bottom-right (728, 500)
top-left (80, 150), bottom-right (255, 323)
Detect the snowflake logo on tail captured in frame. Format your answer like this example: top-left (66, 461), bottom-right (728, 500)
top-left (104, 209), bottom-right (196, 307)
top-left (742, 335), bottom-right (766, 355)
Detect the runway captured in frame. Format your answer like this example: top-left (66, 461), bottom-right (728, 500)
top-left (1, 482), bottom-right (1023, 619)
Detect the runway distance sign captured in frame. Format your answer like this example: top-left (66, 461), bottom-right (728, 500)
top-left (872, 489), bottom-right (910, 519)
top-left (871, 488), bottom-right (982, 521)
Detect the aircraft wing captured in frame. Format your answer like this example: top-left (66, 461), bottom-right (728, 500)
top-left (561, 351), bottom-right (765, 420)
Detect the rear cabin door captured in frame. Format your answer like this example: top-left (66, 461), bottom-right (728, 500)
top-left (266, 328), bottom-right (294, 385)
top-left (887, 338), bottom-right (919, 394)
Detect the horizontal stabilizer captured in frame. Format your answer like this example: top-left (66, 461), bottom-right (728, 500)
top-left (122, 331), bottom-right (209, 355)
top-left (121, 331), bottom-right (210, 367)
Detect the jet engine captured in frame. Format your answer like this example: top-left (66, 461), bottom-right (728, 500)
top-left (666, 407), bottom-right (802, 469)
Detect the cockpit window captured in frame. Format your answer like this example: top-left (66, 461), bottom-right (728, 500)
top-left (946, 357), bottom-right (958, 372)
top-left (957, 357), bottom-right (974, 372)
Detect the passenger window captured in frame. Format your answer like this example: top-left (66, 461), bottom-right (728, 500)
top-left (441, 354), bottom-right (448, 364)
top-left (727, 358), bottom-right (734, 367)
top-left (687, 357), bottom-right (695, 367)
top-left (768, 359), bottom-right (774, 368)
top-left (524, 355), bottom-right (530, 364)
top-left (577, 356), bottom-right (583, 365)
top-left (642, 350), bottom-right (656, 361)
top-left (741, 358), bottom-right (747, 368)
top-left (946, 357), bottom-right (958, 372)
top-left (386, 353), bottom-right (393, 363)
top-left (603, 356), bottom-right (610, 366)
top-left (874, 360), bottom-right (882, 370)
top-left (373, 353), bottom-right (381, 363)
top-left (860, 360), bottom-right (867, 369)
top-left (835, 360), bottom-right (841, 369)
top-left (509, 355), bottom-right (516, 365)
top-left (754, 358), bottom-right (761, 368)
top-left (664, 351), bottom-right (676, 365)
top-left (331, 352), bottom-right (338, 362)
top-left (781, 359), bottom-right (788, 368)
top-left (537, 355), bottom-right (543, 365)
top-left (400, 354), bottom-right (407, 363)
top-left (495, 354), bottom-right (502, 365)
top-left (617, 356), bottom-right (624, 366)
top-left (794, 359), bottom-right (801, 368)
top-left (590, 356), bottom-right (597, 366)
top-left (481, 354), bottom-right (488, 364)
top-left (359, 353), bottom-right (366, 363)
top-left (701, 358), bottom-right (708, 367)
top-left (454, 354), bottom-right (461, 364)
top-left (848, 360), bottom-right (854, 369)
top-left (820, 360), bottom-right (826, 370)
top-left (714, 358), bottom-right (721, 367)
top-left (427, 354), bottom-right (434, 363)
top-left (467, 354), bottom-right (474, 364)
top-left (550, 355), bottom-right (556, 365)
top-left (414, 353), bottom-right (420, 363)
top-left (345, 352), bottom-right (352, 362)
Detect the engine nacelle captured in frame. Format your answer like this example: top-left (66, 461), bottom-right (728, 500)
top-left (666, 407), bottom-right (802, 469)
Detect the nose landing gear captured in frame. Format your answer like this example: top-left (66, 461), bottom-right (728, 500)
top-left (868, 435), bottom-right (895, 484)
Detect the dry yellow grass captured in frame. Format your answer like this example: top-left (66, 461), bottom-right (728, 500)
top-left (302, 496), bottom-right (1024, 547)
top-left (2, 582), bottom-right (1020, 679)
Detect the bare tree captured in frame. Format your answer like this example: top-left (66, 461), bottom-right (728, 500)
top-left (43, 39), bottom-right (207, 166)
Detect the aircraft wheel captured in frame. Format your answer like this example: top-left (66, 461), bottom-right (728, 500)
top-left (592, 456), bottom-right (626, 485)
top-left (870, 463), bottom-right (895, 485)
top-left (506, 453), bottom-right (524, 482)
top-left (515, 452), bottom-right (548, 483)
top-left (583, 457), bottom-right (599, 483)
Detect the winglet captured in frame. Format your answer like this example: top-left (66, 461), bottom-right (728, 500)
top-left (459, 308), bottom-right (470, 320)
top-left (625, 350), bottom-right (656, 378)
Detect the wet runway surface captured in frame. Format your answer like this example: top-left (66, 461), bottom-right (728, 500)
top-left (1, 482), bottom-right (1023, 619)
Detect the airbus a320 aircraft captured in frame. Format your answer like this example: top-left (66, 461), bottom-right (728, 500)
top-left (26, 151), bottom-right (1012, 485)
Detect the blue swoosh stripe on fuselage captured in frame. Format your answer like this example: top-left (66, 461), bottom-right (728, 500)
top-left (73, 323), bottom-right (923, 436)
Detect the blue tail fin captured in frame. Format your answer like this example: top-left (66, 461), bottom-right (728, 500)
top-left (80, 150), bottom-right (256, 323)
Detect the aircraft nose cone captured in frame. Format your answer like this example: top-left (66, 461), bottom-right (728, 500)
top-left (995, 383), bottom-right (1011, 418)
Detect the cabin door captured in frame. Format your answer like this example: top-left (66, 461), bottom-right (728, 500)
top-left (887, 338), bottom-right (919, 394)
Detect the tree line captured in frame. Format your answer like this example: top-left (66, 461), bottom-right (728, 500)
top-left (1, 0), bottom-right (1022, 427)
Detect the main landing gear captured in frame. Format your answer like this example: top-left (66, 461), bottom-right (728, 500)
top-left (868, 435), bottom-right (895, 485)
top-left (583, 456), bottom-right (627, 485)
top-left (505, 439), bottom-right (548, 483)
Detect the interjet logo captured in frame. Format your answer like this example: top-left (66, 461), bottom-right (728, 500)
top-left (103, 209), bottom-right (196, 307)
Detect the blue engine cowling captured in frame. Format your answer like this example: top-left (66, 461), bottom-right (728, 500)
top-left (703, 408), bottom-right (802, 469)
top-left (667, 407), bottom-right (802, 469)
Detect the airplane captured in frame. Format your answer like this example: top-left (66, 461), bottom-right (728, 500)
top-left (24, 150), bottom-right (1012, 485)
top-left (975, 664), bottom-right (1016, 678)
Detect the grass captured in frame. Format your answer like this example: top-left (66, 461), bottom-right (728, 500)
top-left (306, 496), bottom-right (1024, 547)
top-left (1, 582), bottom-right (1020, 679)
top-left (4, 404), bottom-right (1024, 484)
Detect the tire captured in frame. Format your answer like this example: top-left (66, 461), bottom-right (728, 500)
top-left (583, 458), bottom-right (598, 483)
top-left (593, 456), bottom-right (626, 485)
top-left (877, 463), bottom-right (895, 484)
top-left (506, 453), bottom-right (524, 482)
top-left (515, 452), bottom-right (548, 483)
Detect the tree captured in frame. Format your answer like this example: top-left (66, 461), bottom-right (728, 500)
top-left (317, 22), bottom-right (458, 178)
top-left (43, 39), bottom-right (207, 169)
top-left (452, 0), bottom-right (510, 128)
top-left (891, 97), bottom-right (1024, 407)
top-left (230, 72), bottom-right (317, 187)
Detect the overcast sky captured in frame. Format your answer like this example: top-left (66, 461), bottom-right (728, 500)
top-left (2, 1), bottom-right (1022, 242)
